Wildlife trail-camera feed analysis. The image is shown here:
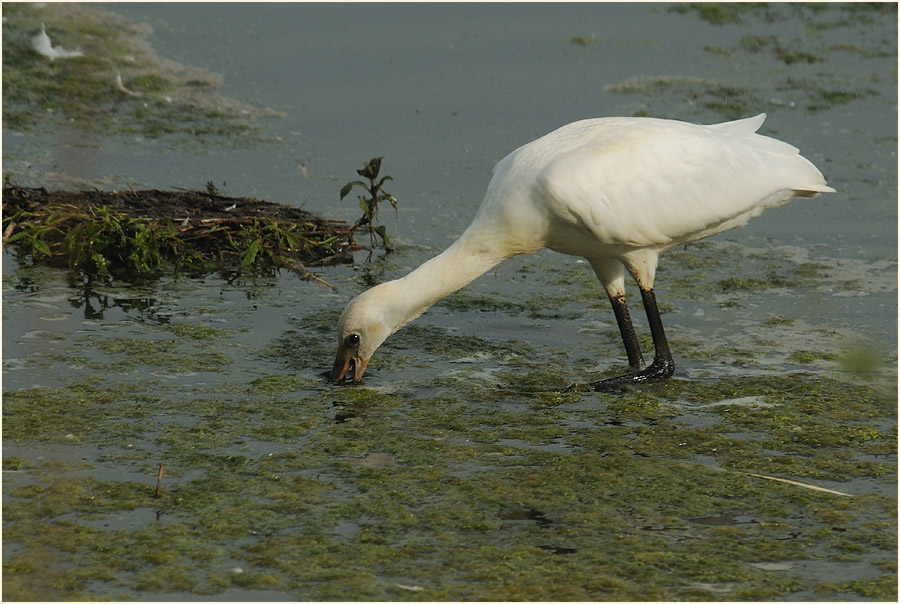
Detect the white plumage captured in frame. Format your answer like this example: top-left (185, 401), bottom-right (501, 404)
top-left (331, 114), bottom-right (834, 388)
top-left (31, 23), bottom-right (83, 60)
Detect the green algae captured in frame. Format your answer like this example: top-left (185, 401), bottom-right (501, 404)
top-left (2, 3), bottom-right (279, 148)
top-left (668, 3), bottom-right (762, 26)
top-left (439, 289), bottom-right (526, 313)
top-left (788, 349), bottom-right (840, 364)
top-left (672, 2), bottom-right (896, 28)
top-left (569, 34), bottom-right (599, 47)
top-left (4, 309), bottom-right (896, 600)
top-left (610, 3), bottom-right (893, 120)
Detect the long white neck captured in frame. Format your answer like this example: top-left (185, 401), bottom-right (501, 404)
top-left (383, 225), bottom-right (511, 333)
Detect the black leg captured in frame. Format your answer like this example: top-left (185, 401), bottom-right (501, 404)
top-left (639, 287), bottom-right (675, 378)
top-left (587, 287), bottom-right (675, 391)
top-left (609, 292), bottom-right (645, 371)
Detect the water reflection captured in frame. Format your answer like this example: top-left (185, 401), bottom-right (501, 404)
top-left (66, 283), bottom-right (161, 322)
top-left (8, 264), bottom-right (277, 323)
top-left (9, 271), bottom-right (162, 322)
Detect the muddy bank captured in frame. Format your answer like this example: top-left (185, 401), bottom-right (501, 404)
top-left (2, 3), bottom-right (280, 144)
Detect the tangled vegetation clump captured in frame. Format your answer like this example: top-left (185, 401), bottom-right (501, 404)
top-left (2, 183), bottom-right (363, 284)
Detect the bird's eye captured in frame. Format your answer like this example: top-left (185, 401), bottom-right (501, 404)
top-left (345, 333), bottom-right (360, 347)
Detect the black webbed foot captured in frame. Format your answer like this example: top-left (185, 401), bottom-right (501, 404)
top-left (585, 357), bottom-right (675, 391)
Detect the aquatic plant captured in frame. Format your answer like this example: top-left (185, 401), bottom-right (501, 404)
top-left (668, 2), bottom-right (759, 25)
top-left (2, 183), bottom-right (358, 283)
top-left (1, 4), bottom-right (276, 147)
top-left (340, 157), bottom-right (398, 253)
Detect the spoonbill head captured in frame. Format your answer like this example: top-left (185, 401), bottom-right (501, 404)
top-left (331, 282), bottom-right (400, 383)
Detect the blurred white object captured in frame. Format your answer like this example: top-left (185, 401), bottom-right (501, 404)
top-left (31, 23), bottom-right (83, 60)
top-left (115, 73), bottom-right (142, 97)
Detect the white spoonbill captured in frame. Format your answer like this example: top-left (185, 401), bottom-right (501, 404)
top-left (331, 114), bottom-right (834, 390)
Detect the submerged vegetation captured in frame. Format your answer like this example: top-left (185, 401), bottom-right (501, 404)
top-left (2, 3), bottom-right (278, 145)
top-left (668, 2), bottom-right (896, 27)
top-left (2, 298), bottom-right (896, 600)
top-left (597, 2), bottom-right (893, 120)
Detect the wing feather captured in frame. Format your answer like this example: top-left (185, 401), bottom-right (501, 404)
top-left (534, 116), bottom-right (831, 248)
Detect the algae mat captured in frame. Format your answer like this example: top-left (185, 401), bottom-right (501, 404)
top-left (3, 241), bottom-right (896, 600)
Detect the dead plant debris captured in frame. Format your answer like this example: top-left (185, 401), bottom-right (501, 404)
top-left (2, 183), bottom-right (363, 285)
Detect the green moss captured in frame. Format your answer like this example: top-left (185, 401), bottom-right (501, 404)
top-left (626, 3), bottom-right (892, 123)
top-left (605, 75), bottom-right (715, 95)
top-left (775, 47), bottom-right (824, 65)
top-left (247, 374), bottom-right (320, 394)
top-left (439, 290), bottom-right (525, 313)
top-left (604, 75), bottom-right (763, 121)
top-left (702, 99), bottom-right (752, 119)
top-left (4, 367), bottom-right (896, 599)
top-left (840, 346), bottom-right (885, 375)
top-left (669, 3), bottom-right (755, 25)
top-left (127, 73), bottom-right (176, 93)
top-left (763, 315), bottom-right (795, 326)
top-left (828, 42), bottom-right (868, 54)
top-left (3, 457), bottom-right (35, 471)
top-left (718, 275), bottom-right (796, 292)
top-left (788, 350), bottom-right (839, 364)
top-left (1, 3), bottom-right (276, 147)
top-left (821, 573), bottom-right (899, 599)
top-left (93, 337), bottom-right (231, 371)
top-left (740, 34), bottom-right (775, 53)
top-left (166, 324), bottom-right (231, 340)
top-left (818, 89), bottom-right (867, 105)
top-left (703, 45), bottom-right (733, 57)
top-left (569, 34), bottom-right (598, 47)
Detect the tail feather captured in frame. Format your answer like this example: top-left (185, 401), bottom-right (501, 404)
top-left (713, 113), bottom-right (767, 136)
top-left (793, 184), bottom-right (836, 198)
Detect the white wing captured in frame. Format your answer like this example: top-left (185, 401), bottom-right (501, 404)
top-left (533, 115), bottom-right (832, 248)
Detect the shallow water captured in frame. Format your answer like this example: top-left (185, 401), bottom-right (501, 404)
top-left (3, 3), bottom-right (897, 601)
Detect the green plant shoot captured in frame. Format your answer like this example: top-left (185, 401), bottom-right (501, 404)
top-left (340, 156), bottom-right (398, 253)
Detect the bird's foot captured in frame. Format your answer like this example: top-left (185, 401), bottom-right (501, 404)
top-left (576, 358), bottom-right (675, 392)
